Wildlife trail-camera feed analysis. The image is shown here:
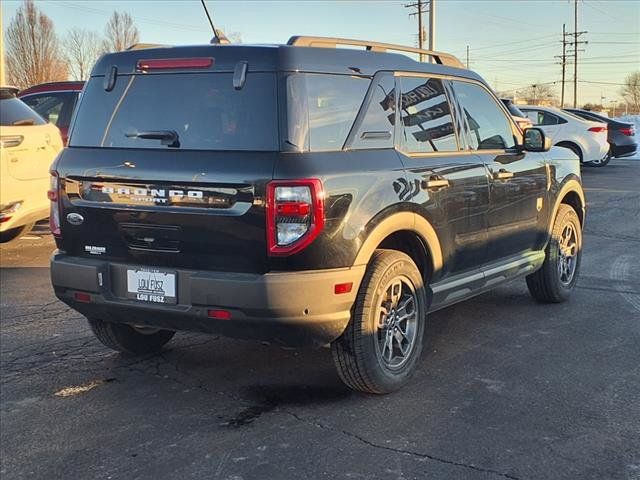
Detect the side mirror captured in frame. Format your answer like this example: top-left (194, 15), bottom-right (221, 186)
top-left (523, 127), bottom-right (551, 152)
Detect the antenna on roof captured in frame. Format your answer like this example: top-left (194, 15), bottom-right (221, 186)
top-left (200, 0), bottom-right (227, 44)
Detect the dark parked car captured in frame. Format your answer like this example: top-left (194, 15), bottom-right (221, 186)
top-left (49, 37), bottom-right (585, 394)
top-left (18, 81), bottom-right (84, 145)
top-left (501, 98), bottom-right (533, 131)
top-left (564, 108), bottom-right (637, 159)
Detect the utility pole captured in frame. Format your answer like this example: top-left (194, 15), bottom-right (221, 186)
top-left (429, 0), bottom-right (435, 52)
top-left (405, 0), bottom-right (425, 59)
top-left (405, 0), bottom-right (435, 61)
top-left (555, 24), bottom-right (568, 108)
top-left (573, 0), bottom-right (578, 107)
top-left (566, 0), bottom-right (588, 108)
top-left (466, 45), bottom-right (470, 69)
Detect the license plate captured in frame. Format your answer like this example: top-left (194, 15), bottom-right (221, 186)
top-left (126, 268), bottom-right (177, 304)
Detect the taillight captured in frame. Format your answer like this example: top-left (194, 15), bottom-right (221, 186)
top-left (588, 126), bottom-right (607, 133)
top-left (48, 172), bottom-right (61, 237)
top-left (619, 127), bottom-right (635, 136)
top-left (266, 179), bottom-right (324, 256)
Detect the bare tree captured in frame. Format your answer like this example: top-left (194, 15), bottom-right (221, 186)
top-left (620, 71), bottom-right (640, 113)
top-left (5, 0), bottom-right (68, 89)
top-left (65, 28), bottom-right (104, 80)
top-left (103, 11), bottom-right (139, 52)
top-left (516, 83), bottom-right (558, 106)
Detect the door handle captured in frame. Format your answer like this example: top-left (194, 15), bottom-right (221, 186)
top-left (422, 176), bottom-right (450, 190)
top-left (494, 169), bottom-right (514, 180)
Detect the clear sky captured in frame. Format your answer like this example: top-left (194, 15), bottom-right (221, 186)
top-left (2, 0), bottom-right (639, 104)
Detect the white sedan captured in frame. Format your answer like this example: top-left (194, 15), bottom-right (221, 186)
top-left (1, 86), bottom-right (63, 242)
top-left (519, 105), bottom-right (610, 167)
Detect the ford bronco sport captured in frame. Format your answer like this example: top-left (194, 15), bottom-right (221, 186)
top-left (50, 36), bottom-right (585, 394)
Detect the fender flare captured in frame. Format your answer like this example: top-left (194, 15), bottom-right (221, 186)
top-left (549, 178), bottom-right (586, 230)
top-left (352, 211), bottom-right (443, 275)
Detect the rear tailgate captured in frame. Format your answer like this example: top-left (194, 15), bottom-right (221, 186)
top-left (56, 148), bottom-right (275, 273)
top-left (56, 52), bottom-right (279, 274)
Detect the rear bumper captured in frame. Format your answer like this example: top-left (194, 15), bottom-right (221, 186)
top-left (50, 251), bottom-right (365, 347)
top-left (611, 143), bottom-right (637, 158)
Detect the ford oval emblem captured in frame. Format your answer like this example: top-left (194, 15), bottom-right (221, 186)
top-left (66, 213), bottom-right (84, 225)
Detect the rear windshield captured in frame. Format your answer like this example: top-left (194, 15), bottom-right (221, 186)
top-left (568, 109), bottom-right (608, 123)
top-left (0, 97), bottom-right (46, 126)
top-left (70, 72), bottom-right (278, 151)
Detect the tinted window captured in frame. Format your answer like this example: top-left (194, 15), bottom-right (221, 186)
top-left (539, 112), bottom-right (561, 125)
top-left (399, 77), bottom-right (458, 153)
top-left (570, 110), bottom-right (599, 122)
top-left (351, 73), bottom-right (395, 150)
top-left (523, 110), bottom-right (565, 126)
top-left (0, 97), bottom-right (46, 126)
top-left (21, 92), bottom-right (77, 127)
top-left (69, 76), bottom-right (129, 147)
top-left (307, 74), bottom-right (369, 151)
top-left (71, 73), bottom-right (278, 151)
top-left (285, 73), bottom-right (370, 152)
top-left (452, 81), bottom-right (515, 150)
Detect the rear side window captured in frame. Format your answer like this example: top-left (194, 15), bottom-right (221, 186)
top-left (452, 81), bottom-right (516, 150)
top-left (524, 110), bottom-right (566, 126)
top-left (350, 73), bottom-right (396, 150)
top-left (399, 76), bottom-right (458, 153)
top-left (0, 97), bottom-right (46, 126)
top-left (70, 73), bottom-right (278, 151)
top-left (285, 73), bottom-right (370, 152)
top-left (21, 91), bottom-right (78, 127)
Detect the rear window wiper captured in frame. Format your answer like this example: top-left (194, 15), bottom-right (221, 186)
top-left (12, 118), bottom-right (36, 126)
top-left (125, 130), bottom-right (180, 148)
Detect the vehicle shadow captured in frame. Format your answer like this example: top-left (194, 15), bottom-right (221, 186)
top-left (101, 282), bottom-right (537, 419)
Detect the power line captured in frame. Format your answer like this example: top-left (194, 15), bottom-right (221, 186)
top-left (454, 34), bottom-right (559, 55)
top-left (48, 1), bottom-right (212, 33)
top-left (579, 80), bottom-right (627, 86)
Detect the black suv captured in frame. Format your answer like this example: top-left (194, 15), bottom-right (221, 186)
top-left (50, 37), bottom-right (585, 394)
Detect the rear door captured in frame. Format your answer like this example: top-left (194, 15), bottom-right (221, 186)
top-left (397, 75), bottom-right (489, 278)
top-left (522, 108), bottom-right (567, 144)
top-left (60, 67), bottom-right (279, 274)
top-left (451, 80), bottom-right (549, 263)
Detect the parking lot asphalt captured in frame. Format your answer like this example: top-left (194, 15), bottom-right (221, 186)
top-left (1, 159), bottom-right (639, 480)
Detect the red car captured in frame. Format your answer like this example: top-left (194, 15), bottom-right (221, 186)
top-left (18, 81), bottom-right (84, 145)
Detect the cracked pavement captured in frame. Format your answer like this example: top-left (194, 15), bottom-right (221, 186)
top-left (1, 159), bottom-right (640, 480)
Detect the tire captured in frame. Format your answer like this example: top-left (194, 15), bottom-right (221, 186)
top-left (87, 318), bottom-right (175, 355)
top-left (0, 223), bottom-right (35, 244)
top-left (331, 249), bottom-right (427, 394)
top-left (526, 204), bottom-right (582, 303)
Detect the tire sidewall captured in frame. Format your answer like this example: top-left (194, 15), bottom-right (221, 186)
top-left (546, 206), bottom-right (582, 299)
top-left (359, 254), bottom-right (427, 391)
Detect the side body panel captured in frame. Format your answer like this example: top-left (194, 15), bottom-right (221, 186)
top-left (271, 149), bottom-right (409, 271)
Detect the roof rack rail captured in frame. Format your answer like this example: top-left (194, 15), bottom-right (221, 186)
top-left (287, 36), bottom-right (464, 69)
